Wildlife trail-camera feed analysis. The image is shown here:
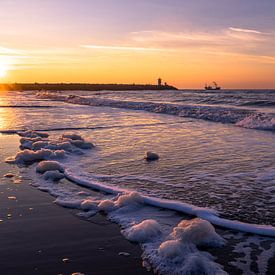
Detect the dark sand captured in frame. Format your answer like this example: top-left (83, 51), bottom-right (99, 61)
top-left (0, 176), bottom-right (151, 275)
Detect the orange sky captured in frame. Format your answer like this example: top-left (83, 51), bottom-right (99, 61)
top-left (0, 1), bottom-right (275, 89)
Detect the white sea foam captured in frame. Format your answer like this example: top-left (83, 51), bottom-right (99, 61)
top-left (18, 130), bottom-right (94, 153)
top-left (5, 148), bottom-right (66, 164)
top-left (154, 220), bottom-right (226, 274)
top-left (64, 170), bottom-right (275, 237)
top-left (6, 130), bottom-right (95, 164)
top-left (98, 199), bottom-right (116, 212)
top-left (36, 160), bottom-right (64, 174)
top-left (170, 218), bottom-right (225, 247)
top-left (236, 113), bottom-right (275, 130)
top-left (123, 219), bottom-right (162, 242)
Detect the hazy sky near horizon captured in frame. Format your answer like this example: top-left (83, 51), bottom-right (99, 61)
top-left (0, 0), bottom-right (275, 88)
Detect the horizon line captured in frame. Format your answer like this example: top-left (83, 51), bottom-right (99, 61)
top-left (1, 82), bottom-right (275, 90)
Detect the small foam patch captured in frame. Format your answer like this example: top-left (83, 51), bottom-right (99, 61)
top-left (116, 192), bottom-right (144, 208)
top-left (6, 149), bottom-right (65, 164)
top-left (123, 219), bottom-right (162, 243)
top-left (98, 199), bottom-right (116, 212)
top-left (171, 218), bottom-right (225, 246)
top-left (36, 160), bottom-right (64, 174)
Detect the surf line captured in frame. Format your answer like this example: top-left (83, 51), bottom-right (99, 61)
top-left (64, 170), bottom-right (275, 237)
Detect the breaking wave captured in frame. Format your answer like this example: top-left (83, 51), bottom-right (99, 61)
top-left (37, 92), bottom-right (275, 132)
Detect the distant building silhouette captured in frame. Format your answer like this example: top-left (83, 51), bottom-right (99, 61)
top-left (158, 78), bottom-right (162, 86)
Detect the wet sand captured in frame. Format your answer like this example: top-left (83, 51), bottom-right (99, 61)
top-left (0, 176), bottom-right (151, 275)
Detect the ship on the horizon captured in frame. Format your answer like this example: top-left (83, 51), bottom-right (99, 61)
top-left (204, 81), bottom-right (221, 90)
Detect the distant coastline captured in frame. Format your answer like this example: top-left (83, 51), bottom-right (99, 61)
top-left (0, 83), bottom-right (178, 91)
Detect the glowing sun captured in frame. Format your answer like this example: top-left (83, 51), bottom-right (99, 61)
top-left (0, 64), bottom-right (8, 78)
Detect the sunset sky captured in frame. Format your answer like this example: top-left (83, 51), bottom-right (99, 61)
top-left (0, 0), bottom-right (275, 88)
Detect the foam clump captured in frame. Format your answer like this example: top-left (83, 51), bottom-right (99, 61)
top-left (123, 219), bottom-right (162, 243)
top-left (61, 133), bottom-right (94, 150)
top-left (159, 248), bottom-right (227, 275)
top-left (116, 191), bottom-right (144, 207)
top-left (20, 137), bottom-right (44, 150)
top-left (36, 160), bottom-right (64, 174)
top-left (154, 218), bottom-right (226, 274)
top-left (46, 141), bottom-right (73, 151)
top-left (158, 218), bottom-right (225, 260)
top-left (32, 141), bottom-right (49, 150)
top-left (98, 192), bottom-right (144, 213)
top-left (171, 218), bottom-right (225, 246)
top-left (6, 149), bottom-right (65, 164)
top-left (18, 131), bottom-right (94, 153)
top-left (43, 170), bottom-right (65, 181)
top-left (98, 199), bottom-right (116, 212)
top-left (145, 151), bottom-right (159, 161)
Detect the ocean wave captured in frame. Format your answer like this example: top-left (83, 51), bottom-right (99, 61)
top-left (0, 121), bottom-right (187, 135)
top-left (236, 113), bottom-right (275, 131)
top-left (240, 100), bottom-right (275, 107)
top-left (37, 92), bottom-right (275, 131)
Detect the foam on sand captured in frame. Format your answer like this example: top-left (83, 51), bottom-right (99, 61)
top-left (36, 160), bottom-right (64, 174)
top-left (98, 199), bottom-right (116, 212)
top-left (19, 130), bottom-right (93, 152)
top-left (5, 148), bottom-right (66, 164)
top-left (123, 219), bottom-right (162, 243)
top-left (170, 218), bottom-right (225, 246)
top-left (154, 219), bottom-right (226, 274)
top-left (5, 130), bottom-right (95, 164)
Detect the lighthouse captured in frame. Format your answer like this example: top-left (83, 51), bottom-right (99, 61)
top-left (158, 78), bottom-right (162, 86)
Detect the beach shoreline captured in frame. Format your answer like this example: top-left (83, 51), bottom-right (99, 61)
top-left (0, 134), bottom-right (150, 275)
top-left (0, 128), bottom-right (274, 274)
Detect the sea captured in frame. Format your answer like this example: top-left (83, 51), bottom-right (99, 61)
top-left (0, 89), bottom-right (275, 274)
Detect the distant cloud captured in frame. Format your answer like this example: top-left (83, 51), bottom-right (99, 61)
top-left (80, 44), bottom-right (163, 51)
top-left (229, 27), bottom-right (267, 35)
